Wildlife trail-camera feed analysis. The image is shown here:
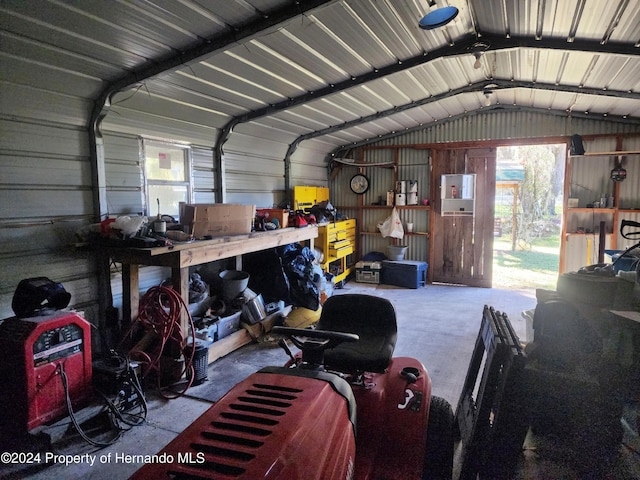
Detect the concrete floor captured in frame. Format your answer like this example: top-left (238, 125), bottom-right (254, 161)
top-left (2, 282), bottom-right (639, 479)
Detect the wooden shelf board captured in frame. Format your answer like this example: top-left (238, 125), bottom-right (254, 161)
top-left (337, 205), bottom-right (430, 210)
top-left (566, 232), bottom-right (615, 237)
top-left (207, 308), bottom-right (289, 364)
top-left (570, 151), bottom-right (640, 157)
top-left (567, 208), bottom-right (616, 213)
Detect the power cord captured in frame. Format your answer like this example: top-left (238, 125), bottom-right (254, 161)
top-left (58, 363), bottom-right (122, 448)
top-left (93, 350), bottom-right (148, 431)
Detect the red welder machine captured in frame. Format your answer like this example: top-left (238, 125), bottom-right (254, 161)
top-left (0, 296), bottom-right (93, 433)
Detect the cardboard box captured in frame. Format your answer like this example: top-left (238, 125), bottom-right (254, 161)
top-left (256, 208), bottom-right (289, 228)
top-left (183, 204), bottom-right (255, 238)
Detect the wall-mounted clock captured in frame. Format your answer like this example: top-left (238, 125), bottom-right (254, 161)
top-left (350, 173), bottom-right (369, 194)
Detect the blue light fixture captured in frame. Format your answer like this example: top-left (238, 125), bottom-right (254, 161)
top-left (419, 6), bottom-right (459, 30)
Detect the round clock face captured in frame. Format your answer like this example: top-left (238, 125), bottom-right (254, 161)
top-left (350, 173), bottom-right (369, 194)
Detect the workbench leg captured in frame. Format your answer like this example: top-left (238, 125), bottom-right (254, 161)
top-left (172, 267), bottom-right (190, 339)
top-left (122, 263), bottom-right (139, 329)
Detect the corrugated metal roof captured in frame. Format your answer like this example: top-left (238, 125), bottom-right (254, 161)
top-left (2, 0), bottom-right (640, 158)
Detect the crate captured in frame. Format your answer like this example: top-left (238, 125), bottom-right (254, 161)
top-left (256, 208), bottom-right (289, 228)
top-left (214, 310), bottom-right (241, 340)
top-left (381, 260), bottom-right (427, 289)
top-left (355, 261), bottom-right (382, 284)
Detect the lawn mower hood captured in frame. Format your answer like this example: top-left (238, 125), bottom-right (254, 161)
top-left (131, 367), bottom-right (357, 480)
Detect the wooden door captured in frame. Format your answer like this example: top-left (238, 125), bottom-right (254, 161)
top-left (431, 148), bottom-right (496, 287)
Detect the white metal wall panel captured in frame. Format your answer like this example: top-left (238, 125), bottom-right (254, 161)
top-left (192, 146), bottom-right (217, 202)
top-left (289, 146), bottom-right (330, 196)
top-left (0, 83), bottom-right (91, 128)
top-left (223, 147), bottom-right (287, 207)
top-left (103, 133), bottom-right (144, 216)
top-left (0, 117), bottom-right (96, 321)
top-left (101, 108), bottom-right (220, 146)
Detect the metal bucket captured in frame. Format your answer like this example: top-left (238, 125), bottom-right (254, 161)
top-left (242, 294), bottom-right (267, 324)
top-left (387, 245), bottom-right (408, 261)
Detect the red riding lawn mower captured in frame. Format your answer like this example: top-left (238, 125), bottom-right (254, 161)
top-left (131, 294), bottom-right (455, 480)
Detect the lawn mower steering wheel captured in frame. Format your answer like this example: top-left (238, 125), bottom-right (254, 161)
top-left (272, 326), bottom-right (358, 367)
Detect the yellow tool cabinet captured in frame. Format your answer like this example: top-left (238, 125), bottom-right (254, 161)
top-left (317, 219), bottom-right (356, 285)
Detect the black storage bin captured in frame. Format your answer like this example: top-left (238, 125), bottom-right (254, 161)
top-left (381, 260), bottom-right (427, 289)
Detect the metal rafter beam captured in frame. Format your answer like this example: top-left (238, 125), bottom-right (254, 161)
top-left (92, 0), bottom-right (339, 122)
top-left (225, 33), bottom-right (640, 175)
top-left (222, 32), bottom-right (640, 136)
top-left (289, 79), bottom-right (640, 150)
top-left (90, 0), bottom-right (339, 211)
top-left (283, 78), bottom-right (640, 186)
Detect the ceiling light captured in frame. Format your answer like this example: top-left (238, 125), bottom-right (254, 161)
top-left (419, 6), bottom-right (459, 30)
top-left (473, 52), bottom-right (483, 69)
top-left (483, 84), bottom-right (498, 106)
top-left (468, 41), bottom-right (490, 70)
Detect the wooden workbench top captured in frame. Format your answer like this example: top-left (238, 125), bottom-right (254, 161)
top-left (107, 226), bottom-right (318, 268)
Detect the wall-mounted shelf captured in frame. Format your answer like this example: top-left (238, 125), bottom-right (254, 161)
top-left (331, 146), bottom-right (431, 272)
top-left (560, 148), bottom-right (640, 273)
top-left (569, 150), bottom-right (640, 157)
top-left (356, 205), bottom-right (431, 210)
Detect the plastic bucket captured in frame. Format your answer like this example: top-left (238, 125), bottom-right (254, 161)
top-left (387, 245), bottom-right (408, 261)
top-left (219, 270), bottom-right (250, 302)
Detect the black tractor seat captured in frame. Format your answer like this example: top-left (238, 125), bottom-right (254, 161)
top-left (316, 294), bottom-right (398, 373)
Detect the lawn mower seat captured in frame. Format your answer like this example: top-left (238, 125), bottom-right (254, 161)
top-left (317, 294), bottom-right (397, 373)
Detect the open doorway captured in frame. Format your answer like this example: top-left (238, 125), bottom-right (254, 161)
top-left (493, 144), bottom-right (566, 290)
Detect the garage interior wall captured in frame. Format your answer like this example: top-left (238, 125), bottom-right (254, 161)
top-left (1, 66), bottom-right (638, 327)
top-left (330, 111), bottom-right (640, 266)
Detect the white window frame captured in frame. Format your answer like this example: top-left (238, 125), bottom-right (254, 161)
top-left (141, 137), bottom-right (194, 220)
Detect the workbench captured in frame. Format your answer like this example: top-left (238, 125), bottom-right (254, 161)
top-left (108, 226), bottom-right (318, 363)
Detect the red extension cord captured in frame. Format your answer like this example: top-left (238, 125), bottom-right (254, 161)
top-left (125, 285), bottom-right (197, 399)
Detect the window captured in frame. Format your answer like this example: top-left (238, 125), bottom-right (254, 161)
top-left (142, 138), bottom-right (192, 219)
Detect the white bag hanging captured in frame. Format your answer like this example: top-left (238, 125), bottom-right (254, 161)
top-left (377, 207), bottom-right (404, 239)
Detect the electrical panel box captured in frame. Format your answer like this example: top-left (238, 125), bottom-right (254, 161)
top-left (440, 174), bottom-right (476, 216)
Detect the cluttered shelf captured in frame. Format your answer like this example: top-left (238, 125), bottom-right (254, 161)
top-left (107, 226), bottom-right (319, 364)
top-left (566, 208), bottom-right (616, 214)
top-left (360, 231), bottom-right (430, 237)
top-left (335, 205), bottom-right (430, 210)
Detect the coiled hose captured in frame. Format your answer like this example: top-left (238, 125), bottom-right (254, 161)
top-left (126, 285), bottom-right (197, 399)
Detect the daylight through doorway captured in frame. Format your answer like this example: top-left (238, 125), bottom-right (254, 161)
top-left (493, 144), bottom-right (566, 290)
